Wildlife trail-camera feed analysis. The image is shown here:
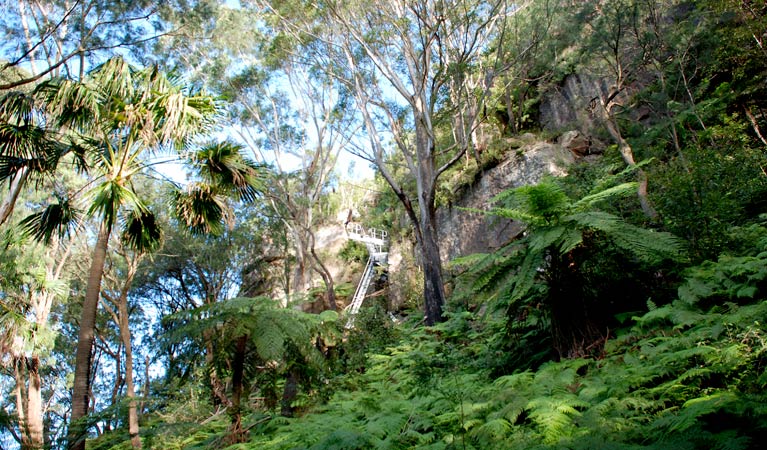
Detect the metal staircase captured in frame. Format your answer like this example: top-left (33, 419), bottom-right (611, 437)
top-left (344, 224), bottom-right (388, 328)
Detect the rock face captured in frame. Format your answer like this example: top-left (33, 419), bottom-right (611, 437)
top-left (539, 73), bottom-right (612, 133)
top-left (437, 137), bottom-right (575, 263)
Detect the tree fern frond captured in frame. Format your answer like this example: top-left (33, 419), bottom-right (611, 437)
top-left (511, 250), bottom-right (543, 302)
top-left (572, 182), bottom-right (637, 210)
top-left (567, 211), bottom-right (682, 262)
top-left (528, 225), bottom-right (568, 253)
top-left (253, 314), bottom-right (286, 362)
top-left (558, 228), bottom-right (584, 254)
top-left (448, 253), bottom-right (492, 270)
top-left (460, 205), bottom-right (539, 224)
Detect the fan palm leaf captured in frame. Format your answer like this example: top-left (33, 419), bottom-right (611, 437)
top-left (172, 183), bottom-right (230, 236)
top-left (0, 90), bottom-right (63, 183)
top-left (19, 197), bottom-right (82, 245)
top-left (192, 141), bottom-right (265, 203)
top-left (121, 208), bottom-right (163, 254)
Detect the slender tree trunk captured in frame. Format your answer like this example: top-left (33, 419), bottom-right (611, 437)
top-left (289, 224), bottom-right (310, 298)
top-left (204, 329), bottom-right (230, 407)
top-left (227, 335), bottom-right (248, 444)
top-left (308, 229), bottom-right (337, 311)
top-left (118, 298), bottom-right (141, 448)
top-left (69, 222), bottom-right (111, 450)
top-left (0, 168), bottom-right (29, 226)
top-left (604, 117), bottom-right (658, 220)
top-left (280, 370), bottom-right (299, 418)
top-left (140, 355), bottom-right (149, 419)
top-left (105, 252), bottom-right (142, 448)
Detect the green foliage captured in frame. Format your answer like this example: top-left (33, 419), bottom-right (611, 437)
top-left (337, 240), bottom-right (367, 264)
top-left (678, 244), bottom-right (767, 307)
top-left (163, 297), bottom-right (330, 369)
top-left (456, 178), bottom-right (682, 358)
top-left (153, 287), bottom-right (764, 450)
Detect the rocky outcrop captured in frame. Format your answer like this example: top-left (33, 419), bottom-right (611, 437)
top-left (539, 73), bottom-right (611, 133)
top-left (437, 135), bottom-right (576, 263)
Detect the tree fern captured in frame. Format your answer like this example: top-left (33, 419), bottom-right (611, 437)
top-left (456, 178), bottom-right (683, 357)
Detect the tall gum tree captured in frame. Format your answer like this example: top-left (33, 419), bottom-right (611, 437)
top-left (154, 3), bottom-right (351, 310)
top-left (262, 0), bottom-right (512, 323)
top-left (0, 229), bottom-right (74, 449)
top-left (229, 64), bottom-right (354, 310)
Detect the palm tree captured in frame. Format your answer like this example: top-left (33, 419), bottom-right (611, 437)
top-left (461, 179), bottom-right (683, 358)
top-left (0, 88), bottom-right (67, 226)
top-left (24, 56), bottom-right (218, 450)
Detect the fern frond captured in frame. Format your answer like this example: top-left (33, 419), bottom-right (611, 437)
top-left (510, 250), bottom-right (543, 303)
top-left (572, 182), bottom-right (638, 210)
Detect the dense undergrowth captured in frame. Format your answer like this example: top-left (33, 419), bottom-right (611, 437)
top-left (114, 243), bottom-right (767, 450)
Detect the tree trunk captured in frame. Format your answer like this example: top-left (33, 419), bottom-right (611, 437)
top-left (0, 168), bottom-right (29, 226)
top-left (69, 222), bottom-right (111, 450)
top-left (280, 370), bottom-right (299, 417)
top-left (140, 355), bottom-right (149, 419)
top-left (309, 230), bottom-right (337, 311)
top-left (204, 329), bottom-right (230, 407)
top-left (414, 126), bottom-right (447, 326)
top-left (603, 112), bottom-right (658, 220)
top-left (25, 355), bottom-right (44, 449)
top-left (419, 211), bottom-right (446, 325)
top-left (118, 297), bottom-right (141, 448)
top-left (227, 335), bottom-right (248, 444)
top-left (14, 358), bottom-right (31, 450)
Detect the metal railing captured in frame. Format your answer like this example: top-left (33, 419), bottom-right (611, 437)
top-left (344, 223), bottom-right (388, 327)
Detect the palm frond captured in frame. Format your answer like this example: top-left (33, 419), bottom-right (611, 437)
top-left (87, 179), bottom-right (144, 228)
top-left (91, 56), bottom-right (135, 102)
top-left (121, 208), bottom-right (163, 254)
top-left (19, 197), bottom-right (82, 245)
top-left (171, 183), bottom-right (230, 235)
top-left (192, 141), bottom-right (266, 202)
top-left (0, 90), bottom-right (64, 182)
top-left (38, 78), bottom-right (101, 131)
top-left (0, 90), bottom-right (36, 125)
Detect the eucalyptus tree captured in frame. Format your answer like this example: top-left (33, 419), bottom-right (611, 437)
top-left (1, 0), bottom-right (170, 89)
top-left (154, 3), bottom-right (352, 310)
top-left (0, 226), bottom-right (74, 449)
top-left (261, 0), bottom-right (513, 324)
top-left (226, 65), bottom-right (354, 310)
